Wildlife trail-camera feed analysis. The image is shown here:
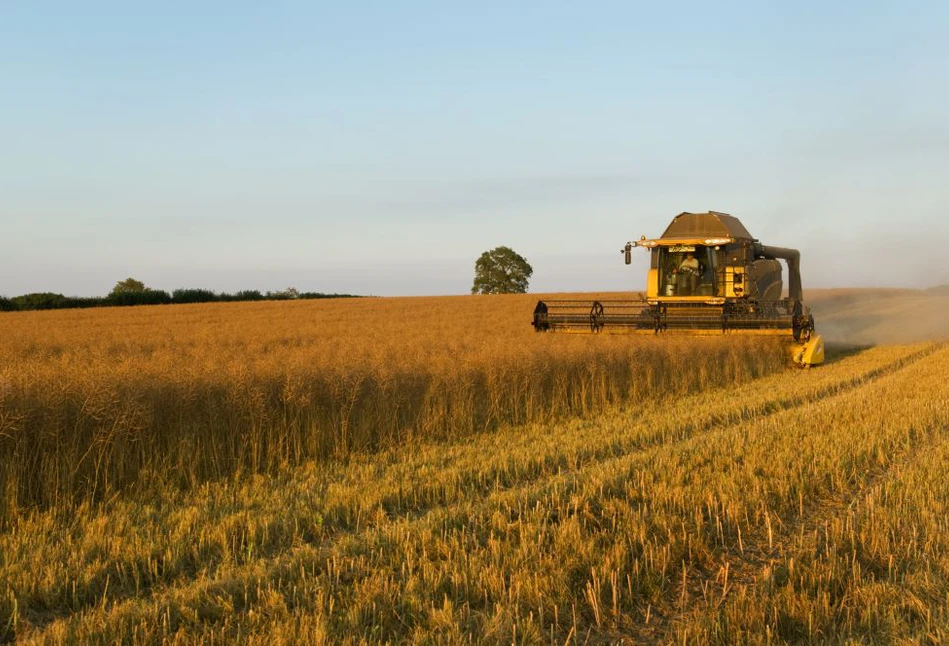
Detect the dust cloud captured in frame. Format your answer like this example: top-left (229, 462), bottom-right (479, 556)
top-left (808, 287), bottom-right (949, 345)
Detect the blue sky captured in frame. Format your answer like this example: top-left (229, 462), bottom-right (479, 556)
top-left (3, 1), bottom-right (947, 296)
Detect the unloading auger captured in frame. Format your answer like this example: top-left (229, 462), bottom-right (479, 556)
top-left (532, 211), bottom-right (825, 366)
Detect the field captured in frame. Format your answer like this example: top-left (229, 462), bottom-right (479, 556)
top-left (2, 289), bottom-right (948, 643)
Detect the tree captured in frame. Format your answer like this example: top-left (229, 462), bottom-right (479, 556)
top-left (172, 289), bottom-right (217, 304)
top-left (109, 289), bottom-right (171, 306)
top-left (471, 246), bottom-right (533, 294)
top-left (267, 287), bottom-right (299, 300)
top-left (10, 292), bottom-right (69, 310)
top-left (231, 290), bottom-right (265, 301)
top-left (110, 277), bottom-right (146, 295)
top-left (107, 277), bottom-right (170, 306)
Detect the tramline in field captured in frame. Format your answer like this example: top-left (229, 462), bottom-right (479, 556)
top-left (532, 211), bottom-right (825, 366)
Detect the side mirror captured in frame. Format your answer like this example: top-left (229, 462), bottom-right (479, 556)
top-left (624, 243), bottom-right (632, 265)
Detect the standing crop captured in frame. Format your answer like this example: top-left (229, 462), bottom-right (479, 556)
top-left (0, 293), bottom-right (786, 525)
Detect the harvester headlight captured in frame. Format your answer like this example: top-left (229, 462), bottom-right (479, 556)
top-left (704, 237), bottom-right (731, 245)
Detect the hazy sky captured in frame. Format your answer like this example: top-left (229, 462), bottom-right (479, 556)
top-left (3, 1), bottom-right (947, 296)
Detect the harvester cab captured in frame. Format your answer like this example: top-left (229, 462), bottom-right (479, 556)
top-left (533, 211), bottom-right (825, 366)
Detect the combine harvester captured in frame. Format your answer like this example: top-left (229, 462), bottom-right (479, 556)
top-left (532, 211), bottom-right (825, 366)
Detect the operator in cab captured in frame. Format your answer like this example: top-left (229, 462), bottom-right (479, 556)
top-left (678, 252), bottom-right (700, 295)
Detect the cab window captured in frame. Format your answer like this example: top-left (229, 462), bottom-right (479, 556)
top-left (657, 245), bottom-right (724, 296)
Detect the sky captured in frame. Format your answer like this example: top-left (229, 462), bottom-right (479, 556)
top-left (2, 1), bottom-right (948, 297)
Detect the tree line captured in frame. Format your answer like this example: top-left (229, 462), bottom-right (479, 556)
top-left (0, 278), bottom-right (359, 312)
top-left (2, 244), bottom-right (534, 312)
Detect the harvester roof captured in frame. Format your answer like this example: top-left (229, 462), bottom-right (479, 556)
top-left (660, 211), bottom-right (754, 241)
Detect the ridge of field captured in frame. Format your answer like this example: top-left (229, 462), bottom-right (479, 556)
top-left (3, 342), bottom-right (947, 643)
top-left (0, 293), bottom-right (786, 526)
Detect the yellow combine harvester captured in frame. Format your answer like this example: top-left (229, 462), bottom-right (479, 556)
top-left (532, 211), bottom-right (825, 366)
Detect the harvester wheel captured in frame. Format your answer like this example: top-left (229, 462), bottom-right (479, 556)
top-left (799, 314), bottom-right (815, 342)
top-left (590, 301), bottom-right (604, 333)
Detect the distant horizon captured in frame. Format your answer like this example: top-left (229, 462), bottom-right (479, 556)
top-left (4, 274), bottom-right (947, 301)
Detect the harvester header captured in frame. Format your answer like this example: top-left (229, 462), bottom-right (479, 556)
top-left (533, 211), bottom-right (825, 366)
